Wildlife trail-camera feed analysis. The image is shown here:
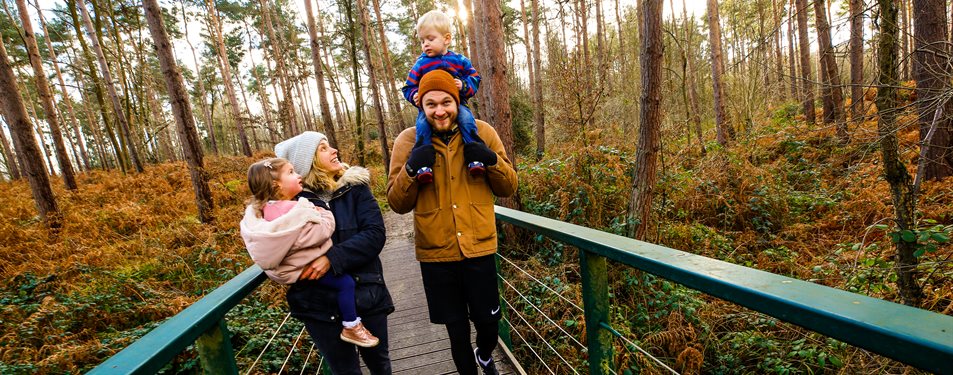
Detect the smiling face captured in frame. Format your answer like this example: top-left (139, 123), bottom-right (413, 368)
top-left (275, 163), bottom-right (303, 200)
top-left (314, 140), bottom-right (343, 174)
top-left (418, 26), bottom-right (451, 57)
top-left (422, 90), bottom-right (458, 133)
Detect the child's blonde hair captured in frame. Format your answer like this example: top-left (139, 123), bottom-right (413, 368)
top-left (416, 10), bottom-right (453, 37)
top-left (247, 158), bottom-right (290, 216)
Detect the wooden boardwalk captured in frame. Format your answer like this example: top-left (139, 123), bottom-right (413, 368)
top-left (363, 211), bottom-right (517, 375)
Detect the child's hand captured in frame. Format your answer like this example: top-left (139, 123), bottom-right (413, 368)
top-left (413, 92), bottom-right (420, 106)
top-left (454, 78), bottom-right (463, 90)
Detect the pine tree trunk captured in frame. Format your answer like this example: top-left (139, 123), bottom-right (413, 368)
top-left (772, 0), bottom-right (785, 95)
top-left (343, 0), bottom-right (365, 165)
top-left (304, 0), bottom-right (338, 146)
top-left (814, 0), bottom-right (847, 139)
top-left (788, 0), bottom-right (799, 100)
top-left (205, 0), bottom-right (251, 156)
top-left (474, 0), bottom-right (518, 210)
top-left (682, 0), bottom-right (704, 155)
top-left (355, 0), bottom-right (390, 171)
top-left (796, 0), bottom-right (815, 125)
top-left (531, 0), bottom-right (546, 160)
top-left (0, 36), bottom-right (60, 228)
top-left (371, 0), bottom-right (407, 132)
top-left (628, 0), bottom-right (662, 241)
top-left (900, 0), bottom-right (910, 80)
top-left (850, 0), bottom-right (865, 124)
top-left (260, 0), bottom-right (299, 136)
top-left (912, 0), bottom-right (953, 180)
top-left (707, 0), bottom-right (732, 144)
top-left (875, 0), bottom-right (922, 306)
top-left (144, 0), bottom-right (214, 223)
top-left (181, 0), bottom-right (217, 154)
top-left (242, 19), bottom-right (278, 147)
top-left (76, 0), bottom-right (144, 172)
top-left (17, 0), bottom-right (77, 189)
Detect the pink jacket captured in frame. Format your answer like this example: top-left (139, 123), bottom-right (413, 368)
top-left (240, 198), bottom-right (335, 284)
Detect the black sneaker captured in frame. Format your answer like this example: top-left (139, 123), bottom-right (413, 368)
top-left (474, 348), bottom-right (500, 375)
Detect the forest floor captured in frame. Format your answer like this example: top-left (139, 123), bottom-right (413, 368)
top-left (0, 104), bottom-right (951, 373)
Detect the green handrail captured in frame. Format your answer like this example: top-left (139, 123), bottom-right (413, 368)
top-left (89, 265), bottom-right (267, 374)
top-left (494, 206), bottom-right (953, 375)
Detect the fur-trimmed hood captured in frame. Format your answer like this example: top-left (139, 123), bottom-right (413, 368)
top-left (306, 165), bottom-right (371, 202)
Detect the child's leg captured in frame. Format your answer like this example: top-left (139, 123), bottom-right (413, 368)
top-left (457, 104), bottom-right (477, 144)
top-left (414, 110), bottom-right (432, 147)
top-left (314, 273), bottom-right (358, 324)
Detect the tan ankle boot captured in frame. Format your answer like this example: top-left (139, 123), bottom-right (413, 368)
top-left (340, 322), bottom-right (380, 348)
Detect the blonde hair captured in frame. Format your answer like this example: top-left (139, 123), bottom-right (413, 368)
top-left (416, 10), bottom-right (453, 37)
top-left (246, 158), bottom-right (290, 217)
top-left (303, 155), bottom-right (345, 193)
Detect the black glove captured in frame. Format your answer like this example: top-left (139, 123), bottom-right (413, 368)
top-left (405, 144), bottom-right (436, 177)
top-left (464, 142), bottom-right (497, 167)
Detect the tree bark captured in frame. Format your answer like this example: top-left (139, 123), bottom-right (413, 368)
top-left (814, 0), bottom-right (847, 139)
top-left (242, 18), bottom-right (278, 147)
top-left (343, 0), bottom-right (365, 165)
top-left (355, 0), bottom-right (390, 171)
top-left (796, 0), bottom-right (815, 125)
top-left (180, 0), bottom-right (217, 154)
top-left (17, 0), bottom-right (77, 189)
top-left (474, 0), bottom-right (518, 209)
top-left (304, 0), bottom-right (339, 146)
top-left (787, 0), bottom-right (799, 100)
top-left (850, 0), bottom-right (865, 124)
top-left (875, 0), bottom-right (922, 306)
top-left (371, 0), bottom-right (407, 132)
top-left (628, 0), bottom-right (662, 241)
top-left (682, 0), bottom-right (704, 154)
top-left (0, 36), bottom-right (60, 229)
top-left (76, 0), bottom-right (144, 172)
top-left (0, 120), bottom-right (20, 179)
top-left (205, 0), bottom-right (251, 156)
top-left (707, 0), bottom-right (732, 145)
top-left (144, 0), bottom-right (214, 223)
top-left (259, 0), bottom-right (299, 137)
top-left (912, 0), bottom-right (953, 180)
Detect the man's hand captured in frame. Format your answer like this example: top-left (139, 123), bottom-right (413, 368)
top-left (454, 78), bottom-right (463, 90)
top-left (299, 256), bottom-right (331, 281)
top-left (464, 142), bottom-right (498, 167)
top-left (405, 143), bottom-right (436, 177)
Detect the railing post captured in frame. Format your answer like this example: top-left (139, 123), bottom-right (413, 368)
top-left (195, 318), bottom-right (238, 375)
top-left (495, 253), bottom-right (513, 349)
top-left (580, 249), bottom-right (613, 375)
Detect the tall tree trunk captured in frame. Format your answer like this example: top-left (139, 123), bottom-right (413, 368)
top-left (144, 0), bottom-right (214, 223)
top-left (628, 0), bottom-right (662, 241)
top-left (17, 0), bottom-right (77, 189)
top-left (707, 0), bottom-right (732, 145)
top-left (772, 0), bottom-right (785, 95)
top-left (76, 0), bottom-right (144, 172)
top-left (304, 0), bottom-right (338, 146)
top-left (243, 18), bottom-right (278, 147)
top-left (595, 0), bottom-right (605, 88)
top-left (37, 0), bottom-right (90, 172)
top-left (343, 0), bottom-right (365, 165)
top-left (796, 0), bottom-right (815, 125)
top-left (912, 0), bottom-right (953, 180)
top-left (682, 0), bottom-right (704, 154)
top-left (474, 0), bottom-right (518, 210)
top-left (355, 0), bottom-right (390, 170)
top-left (875, 0), bottom-right (922, 306)
top-left (900, 0), bottom-right (910, 80)
top-left (0, 36), bottom-right (60, 229)
top-left (531, 0), bottom-right (546, 160)
top-left (205, 0), bottom-right (251, 156)
top-left (180, 0), bottom-right (217, 154)
top-left (259, 0), bottom-right (299, 136)
top-left (814, 0), bottom-right (847, 139)
top-left (0, 121), bottom-right (21, 179)
top-left (850, 0), bottom-right (865, 124)
top-left (788, 0), bottom-right (799, 100)
top-left (615, 0), bottom-right (625, 75)
top-left (371, 0), bottom-right (407, 132)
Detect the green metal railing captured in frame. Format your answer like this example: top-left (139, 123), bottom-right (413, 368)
top-left (91, 207), bottom-right (952, 374)
top-left (90, 266), bottom-right (267, 374)
top-left (493, 206), bottom-right (953, 375)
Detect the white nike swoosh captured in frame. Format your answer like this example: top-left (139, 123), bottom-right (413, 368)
top-left (490, 306), bottom-right (500, 315)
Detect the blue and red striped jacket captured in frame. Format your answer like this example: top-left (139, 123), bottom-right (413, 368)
top-left (402, 50), bottom-right (480, 106)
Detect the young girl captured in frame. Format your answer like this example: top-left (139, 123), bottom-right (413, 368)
top-left (240, 158), bottom-right (379, 348)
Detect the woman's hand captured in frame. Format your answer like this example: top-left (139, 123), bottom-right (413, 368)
top-left (299, 256), bottom-right (331, 280)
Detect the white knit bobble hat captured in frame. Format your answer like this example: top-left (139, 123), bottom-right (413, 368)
top-left (274, 131), bottom-right (328, 178)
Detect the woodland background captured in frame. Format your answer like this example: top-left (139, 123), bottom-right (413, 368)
top-left (0, 0), bottom-right (951, 373)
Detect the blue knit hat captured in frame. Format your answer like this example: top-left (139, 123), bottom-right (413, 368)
top-left (274, 131), bottom-right (328, 178)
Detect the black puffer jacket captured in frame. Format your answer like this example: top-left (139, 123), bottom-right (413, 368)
top-left (286, 166), bottom-right (394, 323)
